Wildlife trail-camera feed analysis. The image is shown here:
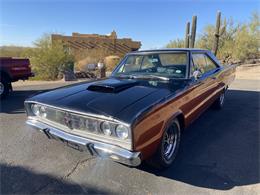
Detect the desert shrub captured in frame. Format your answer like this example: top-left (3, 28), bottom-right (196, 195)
top-left (166, 39), bottom-right (185, 48)
top-left (104, 55), bottom-right (121, 71)
top-left (25, 34), bottom-right (75, 80)
top-left (0, 46), bottom-right (32, 57)
top-left (75, 49), bottom-right (110, 72)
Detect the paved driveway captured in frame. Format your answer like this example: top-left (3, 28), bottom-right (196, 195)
top-left (0, 79), bottom-right (259, 194)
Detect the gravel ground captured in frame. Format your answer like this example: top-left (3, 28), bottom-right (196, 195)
top-left (1, 74), bottom-right (259, 194)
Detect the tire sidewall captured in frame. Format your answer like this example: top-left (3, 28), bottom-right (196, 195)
top-left (159, 119), bottom-right (181, 166)
top-left (214, 89), bottom-right (226, 109)
top-left (219, 91), bottom-right (225, 107)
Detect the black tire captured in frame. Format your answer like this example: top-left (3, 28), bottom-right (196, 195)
top-left (0, 75), bottom-right (10, 99)
top-left (213, 89), bottom-right (226, 110)
top-left (146, 119), bottom-right (181, 170)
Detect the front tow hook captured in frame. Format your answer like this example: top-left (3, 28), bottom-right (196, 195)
top-left (87, 143), bottom-right (97, 156)
top-left (42, 128), bottom-right (52, 139)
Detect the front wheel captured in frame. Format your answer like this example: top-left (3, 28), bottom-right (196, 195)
top-left (146, 119), bottom-right (181, 170)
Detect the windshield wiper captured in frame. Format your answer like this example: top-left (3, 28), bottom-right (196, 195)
top-left (115, 74), bottom-right (137, 79)
top-left (115, 74), bottom-right (170, 81)
top-left (133, 74), bottom-right (170, 81)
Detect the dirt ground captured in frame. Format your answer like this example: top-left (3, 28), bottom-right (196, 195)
top-left (235, 64), bottom-right (260, 80)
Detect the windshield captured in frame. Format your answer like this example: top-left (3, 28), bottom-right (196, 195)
top-left (112, 52), bottom-right (188, 79)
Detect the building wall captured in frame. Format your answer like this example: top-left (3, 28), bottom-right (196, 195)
top-left (51, 31), bottom-right (141, 59)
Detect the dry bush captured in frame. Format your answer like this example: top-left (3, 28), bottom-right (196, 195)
top-left (26, 34), bottom-right (75, 80)
top-left (75, 48), bottom-right (110, 72)
top-left (104, 55), bottom-right (121, 71)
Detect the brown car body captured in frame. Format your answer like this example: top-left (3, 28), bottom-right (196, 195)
top-left (132, 64), bottom-right (235, 160)
top-left (25, 49), bottom-right (236, 167)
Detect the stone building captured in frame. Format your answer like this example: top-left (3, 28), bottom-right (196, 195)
top-left (51, 31), bottom-right (141, 59)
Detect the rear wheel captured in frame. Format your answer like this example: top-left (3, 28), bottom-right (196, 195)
top-left (0, 75), bottom-right (10, 99)
top-left (146, 119), bottom-right (181, 170)
top-left (213, 89), bottom-right (226, 109)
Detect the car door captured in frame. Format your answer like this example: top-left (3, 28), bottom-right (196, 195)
top-left (183, 52), bottom-right (221, 124)
top-left (192, 52), bottom-right (221, 108)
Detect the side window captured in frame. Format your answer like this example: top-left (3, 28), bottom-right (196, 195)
top-left (192, 54), bottom-right (207, 74)
top-left (205, 55), bottom-right (218, 71)
top-left (192, 53), bottom-right (218, 74)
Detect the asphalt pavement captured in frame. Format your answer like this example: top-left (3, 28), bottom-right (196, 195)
top-left (0, 79), bottom-right (259, 195)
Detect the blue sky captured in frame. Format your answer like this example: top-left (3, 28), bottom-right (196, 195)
top-left (0, 0), bottom-right (259, 49)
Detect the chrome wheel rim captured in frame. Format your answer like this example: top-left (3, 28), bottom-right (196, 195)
top-left (220, 93), bottom-right (225, 106)
top-left (163, 125), bottom-right (177, 161)
top-left (0, 82), bottom-right (4, 95)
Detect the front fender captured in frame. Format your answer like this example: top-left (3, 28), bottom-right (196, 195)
top-left (132, 109), bottom-right (183, 160)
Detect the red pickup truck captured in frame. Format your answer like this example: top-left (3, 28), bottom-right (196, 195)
top-left (0, 57), bottom-right (34, 98)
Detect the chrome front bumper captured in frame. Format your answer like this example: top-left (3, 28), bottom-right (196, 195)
top-left (26, 119), bottom-right (141, 166)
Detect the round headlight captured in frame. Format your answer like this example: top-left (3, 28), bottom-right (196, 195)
top-left (39, 106), bottom-right (47, 118)
top-left (31, 104), bottom-right (40, 116)
top-left (115, 125), bottom-right (129, 139)
top-left (101, 121), bottom-right (112, 136)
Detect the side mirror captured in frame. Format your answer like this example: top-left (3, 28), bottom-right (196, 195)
top-left (193, 70), bottom-right (202, 80)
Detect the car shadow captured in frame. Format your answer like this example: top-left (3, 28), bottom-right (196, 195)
top-left (0, 163), bottom-right (110, 194)
top-left (139, 89), bottom-right (260, 190)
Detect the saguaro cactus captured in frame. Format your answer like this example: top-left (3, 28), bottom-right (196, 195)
top-left (189, 16), bottom-right (197, 48)
top-left (185, 22), bottom-right (190, 48)
top-left (213, 11), bottom-right (221, 56)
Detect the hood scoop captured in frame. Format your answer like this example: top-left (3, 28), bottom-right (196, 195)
top-left (87, 79), bottom-right (139, 93)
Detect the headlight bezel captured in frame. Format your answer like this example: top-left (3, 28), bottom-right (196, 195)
top-left (100, 121), bottom-right (112, 136)
top-left (39, 105), bottom-right (47, 118)
top-left (115, 124), bottom-right (129, 140)
top-left (31, 104), bottom-right (40, 116)
top-left (31, 104), bottom-right (47, 118)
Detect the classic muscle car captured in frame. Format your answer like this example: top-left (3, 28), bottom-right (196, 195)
top-left (25, 49), bottom-right (236, 169)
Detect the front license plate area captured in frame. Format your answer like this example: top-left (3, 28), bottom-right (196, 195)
top-left (43, 129), bottom-right (89, 153)
top-left (67, 141), bottom-right (81, 151)
top-left (58, 137), bottom-right (84, 152)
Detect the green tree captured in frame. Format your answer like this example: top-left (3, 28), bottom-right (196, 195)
top-left (196, 18), bottom-right (240, 61)
top-left (27, 34), bottom-right (74, 80)
top-left (233, 12), bottom-right (260, 61)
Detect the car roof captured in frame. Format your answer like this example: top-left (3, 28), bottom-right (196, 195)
top-left (128, 48), bottom-right (209, 54)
